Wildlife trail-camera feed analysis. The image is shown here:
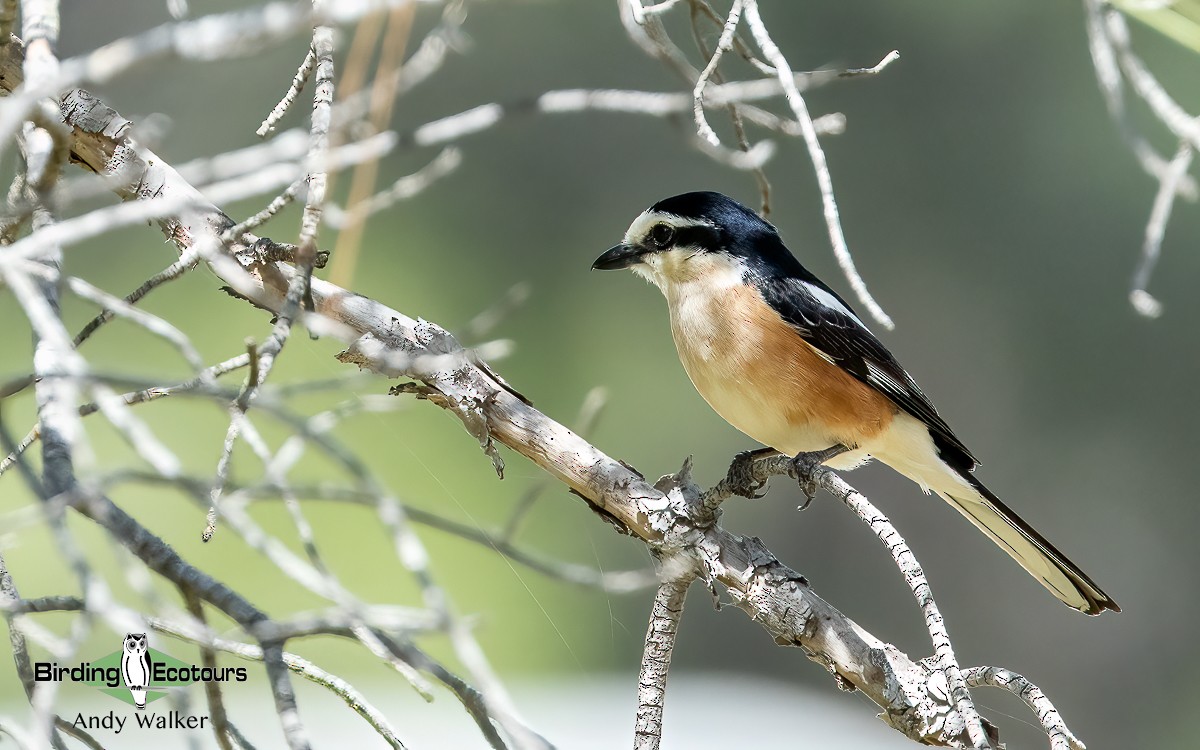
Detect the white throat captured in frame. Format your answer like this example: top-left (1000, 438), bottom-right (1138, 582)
top-left (631, 249), bottom-right (747, 300)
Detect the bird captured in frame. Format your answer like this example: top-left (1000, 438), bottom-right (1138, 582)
top-left (120, 633), bottom-right (152, 710)
top-left (592, 190), bottom-right (1118, 615)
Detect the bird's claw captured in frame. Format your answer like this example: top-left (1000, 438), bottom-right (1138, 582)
top-left (796, 485), bottom-right (817, 511)
top-left (724, 448), bottom-right (777, 499)
top-left (789, 444), bottom-right (848, 511)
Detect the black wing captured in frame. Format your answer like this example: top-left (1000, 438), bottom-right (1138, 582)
top-left (757, 274), bottom-right (978, 472)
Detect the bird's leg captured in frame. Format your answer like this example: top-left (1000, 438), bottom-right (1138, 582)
top-left (723, 446), bottom-right (782, 499)
top-left (791, 444), bottom-right (850, 510)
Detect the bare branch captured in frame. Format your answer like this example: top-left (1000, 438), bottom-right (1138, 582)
top-left (205, 23), bottom-right (335, 542)
top-left (1101, 8), bottom-right (1200, 151)
top-left (181, 589), bottom-right (236, 750)
top-left (1130, 141), bottom-right (1192, 318)
top-left (324, 147), bottom-right (462, 230)
top-left (963, 666), bottom-right (1085, 750)
top-left (1083, 0), bottom-right (1200, 315)
top-left (257, 46), bottom-right (318, 138)
top-left (150, 616), bottom-right (409, 750)
top-left (691, 0), bottom-right (744, 148)
top-left (0, 0), bottom-right (439, 152)
top-left (72, 251), bottom-right (200, 348)
top-left (1083, 0), bottom-right (1197, 198)
top-left (686, 1), bottom-right (771, 212)
top-left (73, 488), bottom-right (314, 750)
top-left (66, 273), bottom-right (206, 370)
top-left (409, 78), bottom-right (848, 149)
top-left (819, 468), bottom-right (991, 747)
top-left (742, 0), bottom-right (896, 329)
top-left (634, 575), bottom-right (690, 750)
top-left (224, 179), bottom-right (303, 238)
top-left (841, 48), bottom-right (901, 77)
top-left (0, 353), bottom-right (250, 477)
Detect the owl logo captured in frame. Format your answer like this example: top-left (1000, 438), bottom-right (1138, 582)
top-left (120, 633), bottom-right (152, 710)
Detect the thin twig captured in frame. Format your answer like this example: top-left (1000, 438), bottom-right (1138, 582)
top-left (323, 147), bottom-right (462, 230)
top-left (224, 179), bottom-right (304, 239)
top-left (840, 49), bottom-right (901, 77)
top-left (687, 0), bottom-right (771, 214)
top-left (0, 354), bottom-right (249, 477)
top-left (633, 575), bottom-right (690, 750)
top-left (66, 274), bottom-right (206, 370)
top-left (685, 0), bottom-right (774, 75)
top-left (963, 666), bottom-right (1085, 750)
top-left (257, 46), bottom-right (317, 137)
top-left (743, 0), bottom-right (896, 329)
top-left (691, 0), bottom-right (743, 148)
top-left (408, 77), bottom-right (846, 149)
top-left (1083, 0), bottom-right (1200, 317)
top-left (150, 617), bottom-right (408, 750)
top-left (820, 470), bottom-right (990, 747)
top-left (227, 412), bottom-right (439, 701)
top-left (331, 2), bottom-right (462, 125)
top-left (72, 250), bottom-right (200, 348)
top-left (1082, 0), bottom-right (1198, 199)
top-left (1130, 141), bottom-right (1192, 318)
top-left (204, 23), bottom-right (336, 542)
top-left (463, 281), bottom-right (533, 342)
top-left (181, 589), bottom-right (236, 750)
top-left (372, 630), bottom-right (512, 750)
top-left (1101, 7), bottom-right (1200, 151)
top-left (14, 10), bottom-right (101, 739)
top-left (383, 498), bottom-right (655, 592)
top-left (67, 488), bottom-right (313, 750)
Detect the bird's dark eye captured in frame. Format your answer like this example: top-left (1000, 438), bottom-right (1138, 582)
top-left (649, 224), bottom-right (675, 247)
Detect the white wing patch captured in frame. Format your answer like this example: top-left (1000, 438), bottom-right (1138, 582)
top-left (802, 281), bottom-right (867, 327)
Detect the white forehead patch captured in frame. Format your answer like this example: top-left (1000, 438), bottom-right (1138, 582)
top-left (623, 210), bottom-right (714, 246)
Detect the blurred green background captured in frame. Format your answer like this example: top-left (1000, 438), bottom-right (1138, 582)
top-left (1, 0), bottom-right (1198, 747)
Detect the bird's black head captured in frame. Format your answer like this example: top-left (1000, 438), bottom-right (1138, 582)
top-left (591, 191), bottom-right (803, 277)
top-left (647, 191), bottom-right (771, 240)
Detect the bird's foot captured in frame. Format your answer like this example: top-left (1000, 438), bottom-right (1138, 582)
top-left (789, 444), bottom-right (849, 510)
top-left (723, 447), bottom-right (781, 499)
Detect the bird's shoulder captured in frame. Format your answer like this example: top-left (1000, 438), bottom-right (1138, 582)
top-left (747, 265), bottom-right (978, 471)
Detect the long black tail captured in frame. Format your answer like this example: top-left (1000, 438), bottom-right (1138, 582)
top-left (940, 472), bottom-right (1119, 615)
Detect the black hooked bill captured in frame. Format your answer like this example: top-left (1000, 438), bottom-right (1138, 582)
top-left (591, 244), bottom-right (645, 270)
